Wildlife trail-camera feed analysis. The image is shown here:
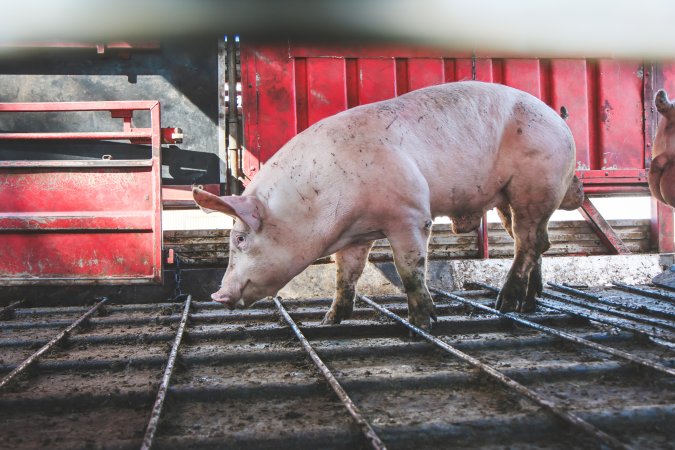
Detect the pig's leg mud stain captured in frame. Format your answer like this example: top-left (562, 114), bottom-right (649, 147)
top-left (496, 212), bottom-right (552, 313)
top-left (321, 241), bottom-right (374, 325)
top-left (386, 218), bottom-right (437, 331)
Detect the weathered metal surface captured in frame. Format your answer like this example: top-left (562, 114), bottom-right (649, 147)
top-left (0, 101), bottom-right (163, 285)
top-left (141, 295), bottom-right (191, 450)
top-left (430, 286), bottom-right (675, 377)
top-left (358, 294), bottom-right (631, 450)
top-left (0, 297), bottom-right (107, 391)
top-left (0, 286), bottom-right (673, 449)
top-left (578, 196), bottom-right (631, 255)
top-left (274, 297), bottom-right (386, 450)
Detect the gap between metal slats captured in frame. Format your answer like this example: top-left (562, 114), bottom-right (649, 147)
top-left (546, 281), bottom-right (675, 324)
top-left (273, 297), bottom-right (387, 450)
top-left (473, 282), bottom-right (675, 347)
top-left (141, 295), bottom-right (192, 450)
top-left (547, 282), bottom-right (675, 321)
top-left (357, 294), bottom-right (631, 450)
top-left (0, 297), bottom-right (108, 391)
top-left (430, 287), bottom-right (675, 377)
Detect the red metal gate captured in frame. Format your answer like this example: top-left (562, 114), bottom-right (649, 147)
top-left (0, 101), bottom-right (163, 284)
top-left (241, 42), bottom-right (675, 253)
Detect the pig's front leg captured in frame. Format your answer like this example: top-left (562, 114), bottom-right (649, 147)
top-left (321, 241), bottom-right (374, 325)
top-left (388, 218), bottom-right (437, 331)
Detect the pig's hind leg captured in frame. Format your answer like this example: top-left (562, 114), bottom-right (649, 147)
top-left (321, 241), bottom-right (374, 325)
top-left (386, 218), bottom-right (437, 331)
top-left (496, 207), bottom-right (552, 313)
top-left (496, 203), bottom-right (544, 311)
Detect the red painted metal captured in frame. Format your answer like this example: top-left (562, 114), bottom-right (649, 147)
top-left (240, 42), bottom-right (674, 255)
top-left (578, 196), bottom-right (631, 255)
top-left (0, 101), bottom-right (163, 285)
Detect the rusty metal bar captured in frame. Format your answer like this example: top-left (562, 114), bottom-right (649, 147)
top-left (430, 287), bottom-right (675, 377)
top-left (547, 282), bottom-right (675, 321)
top-left (357, 294), bottom-right (631, 450)
top-left (0, 299), bottom-right (24, 320)
top-left (472, 281), bottom-right (675, 345)
top-left (141, 295), bottom-right (192, 450)
top-left (578, 196), bottom-right (631, 255)
top-left (611, 281), bottom-right (675, 304)
top-left (0, 297), bottom-right (108, 391)
top-left (273, 297), bottom-right (386, 450)
top-left (541, 289), bottom-right (675, 332)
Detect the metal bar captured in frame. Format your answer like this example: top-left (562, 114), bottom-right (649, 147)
top-left (274, 297), bottom-right (386, 450)
top-left (357, 295), bottom-right (631, 450)
top-left (472, 281), bottom-right (675, 345)
top-left (0, 299), bottom-right (24, 320)
top-left (0, 159), bottom-right (153, 168)
top-left (0, 212), bottom-right (154, 231)
top-left (227, 35), bottom-right (241, 195)
top-left (0, 334), bottom-right (639, 378)
top-left (540, 289), bottom-right (675, 332)
top-left (430, 287), bottom-right (675, 377)
top-left (611, 281), bottom-right (675, 304)
top-left (547, 282), bottom-right (675, 321)
top-left (0, 131), bottom-right (152, 141)
top-left (0, 297), bottom-right (108, 391)
top-left (577, 196), bottom-right (631, 255)
top-left (0, 101), bottom-right (159, 112)
top-left (141, 295), bottom-right (192, 450)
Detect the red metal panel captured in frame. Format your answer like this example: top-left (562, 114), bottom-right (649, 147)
top-left (550, 60), bottom-right (592, 170)
top-left (357, 59), bottom-right (397, 105)
top-left (503, 59), bottom-right (543, 99)
top-left (306, 58), bottom-right (347, 128)
top-left (241, 44), bottom-right (296, 179)
top-left (596, 60), bottom-right (644, 169)
top-left (406, 59), bottom-right (444, 92)
top-left (0, 101), bottom-right (162, 285)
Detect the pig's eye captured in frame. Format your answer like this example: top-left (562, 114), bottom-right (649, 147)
top-left (233, 233), bottom-right (248, 250)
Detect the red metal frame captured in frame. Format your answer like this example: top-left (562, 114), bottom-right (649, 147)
top-left (0, 101), bottom-right (163, 284)
top-left (241, 42), bottom-right (675, 256)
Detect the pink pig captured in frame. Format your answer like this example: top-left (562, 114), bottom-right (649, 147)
top-left (650, 89), bottom-right (675, 209)
top-left (193, 81), bottom-right (583, 330)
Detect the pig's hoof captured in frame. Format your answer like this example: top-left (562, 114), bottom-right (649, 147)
top-left (320, 310), bottom-right (341, 325)
top-left (409, 311), bottom-right (432, 332)
top-left (320, 303), bottom-right (353, 325)
top-left (495, 295), bottom-right (518, 312)
top-left (518, 298), bottom-right (537, 313)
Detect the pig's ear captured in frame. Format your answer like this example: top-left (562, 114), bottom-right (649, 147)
top-left (655, 89), bottom-right (675, 118)
top-left (192, 187), bottom-right (263, 231)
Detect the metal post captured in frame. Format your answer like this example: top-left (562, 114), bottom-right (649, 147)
top-left (227, 35), bottom-right (241, 195)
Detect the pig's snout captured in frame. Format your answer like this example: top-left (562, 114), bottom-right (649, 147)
top-left (211, 292), bottom-right (245, 309)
